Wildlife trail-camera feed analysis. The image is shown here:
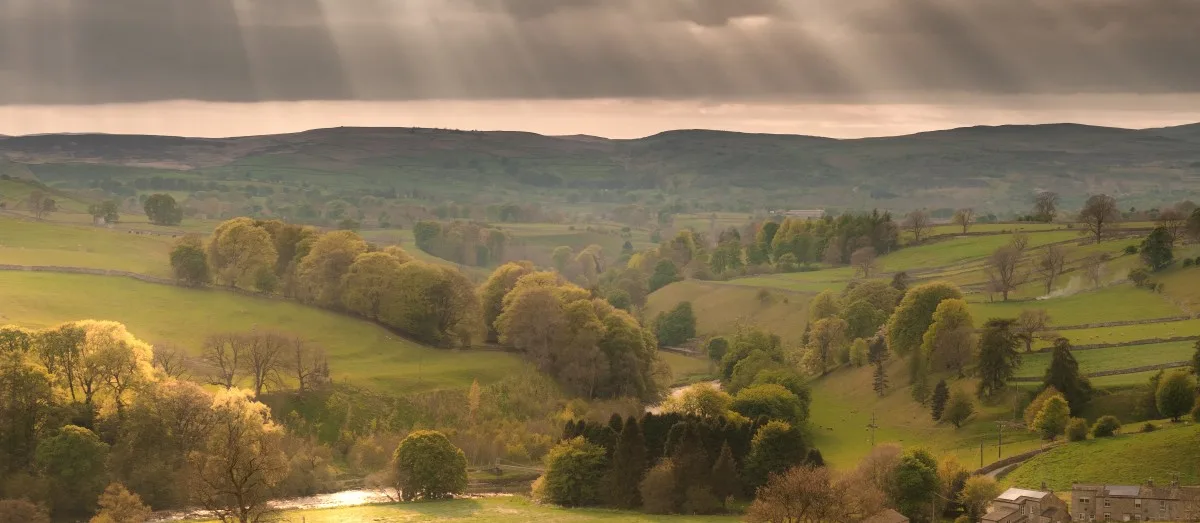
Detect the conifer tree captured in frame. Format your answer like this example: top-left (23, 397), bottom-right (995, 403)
top-left (710, 442), bottom-right (739, 505)
top-left (608, 416), bottom-right (647, 508)
top-left (977, 319), bottom-right (1021, 398)
top-left (1042, 338), bottom-right (1092, 415)
top-left (872, 359), bottom-right (888, 397)
top-left (930, 380), bottom-right (950, 421)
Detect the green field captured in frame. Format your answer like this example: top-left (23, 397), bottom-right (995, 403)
top-left (1004, 423), bottom-right (1200, 491)
top-left (1047, 319), bottom-right (1200, 346)
top-left (968, 286), bottom-right (1185, 326)
top-left (204, 497), bottom-right (738, 523)
top-left (885, 231), bottom-right (1080, 270)
top-left (1012, 341), bottom-right (1195, 379)
top-left (0, 271), bottom-right (526, 393)
top-left (660, 352), bottom-right (716, 385)
top-left (646, 279), bottom-right (814, 345)
top-left (0, 216), bottom-right (176, 276)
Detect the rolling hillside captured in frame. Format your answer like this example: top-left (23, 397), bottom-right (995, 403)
top-left (4, 123), bottom-right (1200, 210)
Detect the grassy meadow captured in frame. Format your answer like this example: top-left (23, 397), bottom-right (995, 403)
top-left (646, 279), bottom-right (814, 345)
top-left (1004, 422), bottom-right (1200, 491)
top-left (0, 216), bottom-right (177, 276)
top-left (0, 271), bottom-right (526, 393)
top-left (208, 497), bottom-right (739, 523)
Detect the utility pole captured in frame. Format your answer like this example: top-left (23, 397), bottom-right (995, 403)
top-left (980, 441), bottom-right (984, 468)
top-left (997, 421), bottom-right (1004, 460)
top-left (867, 411), bottom-right (879, 448)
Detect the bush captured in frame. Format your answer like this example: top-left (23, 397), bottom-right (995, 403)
top-left (1191, 403), bottom-right (1200, 423)
top-left (1141, 422), bottom-right (1157, 433)
top-left (1066, 418), bottom-right (1089, 442)
top-left (538, 437), bottom-right (607, 507)
top-left (1185, 258), bottom-right (1196, 268)
top-left (639, 460), bottom-right (678, 514)
top-left (683, 485), bottom-right (721, 515)
top-left (1091, 415), bottom-right (1121, 438)
top-left (706, 337), bottom-right (730, 362)
top-left (1124, 245), bottom-right (1139, 255)
top-left (392, 430), bottom-right (468, 501)
top-left (1128, 268), bottom-right (1151, 288)
top-left (89, 483), bottom-right (150, 523)
top-left (731, 384), bottom-right (805, 425)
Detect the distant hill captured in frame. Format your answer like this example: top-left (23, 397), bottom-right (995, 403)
top-left (3, 123), bottom-right (1199, 210)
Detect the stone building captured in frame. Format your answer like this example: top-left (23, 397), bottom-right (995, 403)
top-left (1072, 480), bottom-right (1200, 522)
top-left (982, 486), bottom-right (1071, 523)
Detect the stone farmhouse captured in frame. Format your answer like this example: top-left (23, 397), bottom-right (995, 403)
top-left (1072, 480), bottom-right (1200, 522)
top-left (982, 486), bottom-right (1071, 523)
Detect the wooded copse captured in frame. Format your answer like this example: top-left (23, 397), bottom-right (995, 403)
top-left (171, 217), bottom-right (668, 402)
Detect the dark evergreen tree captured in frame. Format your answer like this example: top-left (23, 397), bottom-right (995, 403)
top-left (930, 380), bottom-right (950, 421)
top-left (608, 416), bottom-right (647, 508)
top-left (805, 448), bottom-right (825, 467)
top-left (639, 412), bottom-right (681, 461)
top-left (872, 359), bottom-right (888, 397)
top-left (608, 413), bottom-right (624, 434)
top-left (1139, 371), bottom-right (1164, 420)
top-left (671, 424), bottom-right (712, 510)
top-left (867, 335), bottom-right (888, 364)
top-left (1043, 338), bottom-right (1093, 415)
top-left (561, 420), bottom-right (579, 441)
top-left (1140, 226), bottom-right (1175, 271)
top-left (976, 318), bottom-right (1022, 397)
top-left (710, 442), bottom-right (739, 504)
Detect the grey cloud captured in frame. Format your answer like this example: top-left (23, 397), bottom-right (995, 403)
top-left (0, 0), bottom-right (1197, 104)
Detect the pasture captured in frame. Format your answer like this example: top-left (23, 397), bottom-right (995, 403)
top-left (1012, 341), bottom-right (1196, 380)
top-left (646, 279), bottom-right (814, 345)
top-left (1004, 422), bottom-right (1200, 492)
top-left (0, 216), bottom-right (176, 276)
top-left (0, 271), bottom-right (527, 393)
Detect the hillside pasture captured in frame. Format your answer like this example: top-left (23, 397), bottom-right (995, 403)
top-left (1012, 341), bottom-right (1196, 380)
top-left (1004, 423), bottom-right (1200, 492)
top-left (646, 279), bottom-right (814, 345)
top-left (0, 216), bottom-right (175, 276)
top-left (968, 285), bottom-right (1184, 326)
top-left (0, 271), bottom-right (526, 393)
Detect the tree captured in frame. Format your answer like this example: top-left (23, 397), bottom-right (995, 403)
top-left (1193, 339), bottom-right (1200, 376)
top-left (201, 333), bottom-right (241, 389)
top-left (710, 443), bottom-right (738, 506)
top-left (538, 437), bottom-right (607, 507)
top-left (661, 383), bottom-right (734, 420)
top-left (90, 483), bottom-right (151, 523)
top-left (1156, 208), bottom-right (1189, 243)
top-left (393, 430), bottom-right (468, 501)
top-left (1066, 417), bottom-right (1089, 441)
top-left (1013, 310), bottom-right (1050, 353)
top-left (27, 190), bottom-right (57, 219)
top-left (942, 390), bottom-right (975, 428)
top-left (76, 320), bottom-right (156, 413)
top-left (207, 218), bottom-right (277, 290)
top-left (958, 476), bottom-right (1001, 521)
top-left (1091, 415), bottom-right (1121, 438)
top-left (188, 389), bottom-right (288, 523)
top-left (1156, 371), bottom-right (1197, 422)
top-left (240, 332), bottom-right (288, 397)
top-left (287, 338), bottom-right (329, 393)
top-left (806, 317), bottom-right (849, 375)
top-left (143, 193), bottom-right (182, 226)
top-left (608, 417), bottom-right (647, 508)
top-left (0, 500), bottom-right (49, 523)
top-left (654, 302), bottom-right (696, 347)
top-left (930, 380), bottom-right (949, 421)
top-left (732, 384), bottom-right (805, 425)
top-left (151, 342), bottom-right (190, 379)
top-left (904, 210), bottom-right (932, 243)
top-left (478, 262), bottom-right (537, 342)
top-left (340, 252), bottom-right (403, 320)
top-left (849, 338), bottom-right (870, 367)
top-left (1036, 244), bottom-right (1067, 294)
top-left (952, 208), bottom-right (975, 234)
top-left (851, 246), bottom-right (880, 278)
top-left (889, 449), bottom-right (941, 522)
top-left (1188, 208), bottom-right (1200, 241)
top-left (1081, 253), bottom-right (1106, 288)
top-left (706, 337), bottom-right (729, 362)
top-left (649, 260), bottom-right (681, 292)
top-left (294, 231), bottom-right (368, 308)
top-left (976, 319), bottom-right (1021, 398)
top-left (35, 425), bottom-right (109, 515)
top-left (886, 282), bottom-right (964, 357)
top-left (1033, 191), bottom-right (1060, 222)
top-left (1042, 338), bottom-right (1092, 414)
top-left (746, 465), bottom-right (885, 523)
top-left (985, 245), bottom-right (1024, 301)
top-left (809, 290), bottom-right (840, 321)
top-left (1033, 395), bottom-right (1070, 440)
top-left (88, 200), bottom-right (120, 224)
top-left (920, 299), bottom-right (975, 375)
top-left (1079, 194), bottom-right (1120, 243)
top-left (169, 234), bottom-right (210, 286)
top-left (1023, 386), bottom-right (1063, 427)
top-left (872, 359), bottom-right (888, 397)
top-left (638, 460), bottom-right (677, 514)
top-left (1140, 226), bottom-right (1175, 271)
top-left (743, 421), bottom-right (808, 490)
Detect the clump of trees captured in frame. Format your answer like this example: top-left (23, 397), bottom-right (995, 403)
top-left (143, 193), bottom-right (183, 226)
top-left (413, 220), bottom-right (509, 267)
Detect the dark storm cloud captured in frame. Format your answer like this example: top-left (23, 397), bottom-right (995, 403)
top-left (0, 0), bottom-right (1197, 104)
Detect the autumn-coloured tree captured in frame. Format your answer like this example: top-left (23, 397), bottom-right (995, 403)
top-left (953, 208), bottom-right (975, 234)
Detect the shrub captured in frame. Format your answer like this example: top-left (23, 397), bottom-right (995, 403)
top-left (1129, 268), bottom-right (1151, 288)
top-left (731, 384), bottom-right (805, 425)
top-left (1124, 245), bottom-right (1139, 255)
top-left (0, 500), bottom-right (49, 523)
top-left (1066, 418), bottom-right (1089, 442)
top-left (639, 460), bottom-right (678, 514)
top-left (1091, 416), bottom-right (1121, 438)
top-left (1192, 403), bottom-right (1200, 423)
top-left (683, 485), bottom-right (721, 515)
top-left (538, 437), bottom-right (607, 507)
top-left (392, 430), bottom-right (468, 501)
top-left (89, 483), bottom-right (150, 523)
top-left (1185, 258), bottom-right (1196, 268)
top-left (706, 337), bottom-right (730, 362)
top-left (1141, 422), bottom-right (1157, 433)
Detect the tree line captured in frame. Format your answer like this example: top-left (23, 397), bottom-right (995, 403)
top-left (412, 220), bottom-right (509, 267)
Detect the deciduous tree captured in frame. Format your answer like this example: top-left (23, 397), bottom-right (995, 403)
top-left (1140, 226), bottom-right (1175, 271)
top-left (809, 290), bottom-right (840, 321)
top-left (207, 219), bottom-right (277, 290)
top-left (746, 465), bottom-right (885, 523)
top-left (953, 208), bottom-right (975, 234)
top-left (1156, 208), bottom-right (1188, 243)
top-left (958, 476), bottom-right (1001, 521)
top-left (1033, 192), bottom-right (1060, 222)
top-left (393, 430), bottom-right (468, 501)
top-left (27, 190), bottom-right (57, 219)
top-left (904, 210), bottom-right (932, 243)
top-left (35, 425), bottom-right (109, 515)
top-left (89, 483), bottom-right (151, 523)
top-left (920, 299), bottom-right (975, 375)
top-left (538, 437), bottom-right (607, 507)
top-left (889, 449), bottom-right (942, 522)
top-left (1156, 371), bottom-right (1196, 422)
top-left (942, 389), bottom-right (975, 428)
top-left (1036, 244), bottom-right (1067, 294)
top-left (743, 421), bottom-right (807, 490)
top-left (151, 342), bottom-right (190, 379)
top-left (294, 231), bottom-right (368, 308)
top-left (851, 246), bottom-right (880, 278)
top-left (1081, 253), bottom-right (1106, 288)
top-left (806, 317), bottom-right (849, 375)
top-left (340, 252), bottom-right (403, 320)
top-left (143, 194), bottom-right (182, 226)
top-left (478, 262), bottom-right (536, 342)
top-left (985, 245), bottom-right (1024, 301)
top-left (886, 282), bottom-right (964, 357)
top-left (1079, 194), bottom-right (1121, 243)
top-left (1013, 310), bottom-right (1051, 353)
top-left (1033, 395), bottom-right (1070, 440)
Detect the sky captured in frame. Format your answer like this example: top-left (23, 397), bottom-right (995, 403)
top-left (1, 0), bottom-right (1198, 138)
